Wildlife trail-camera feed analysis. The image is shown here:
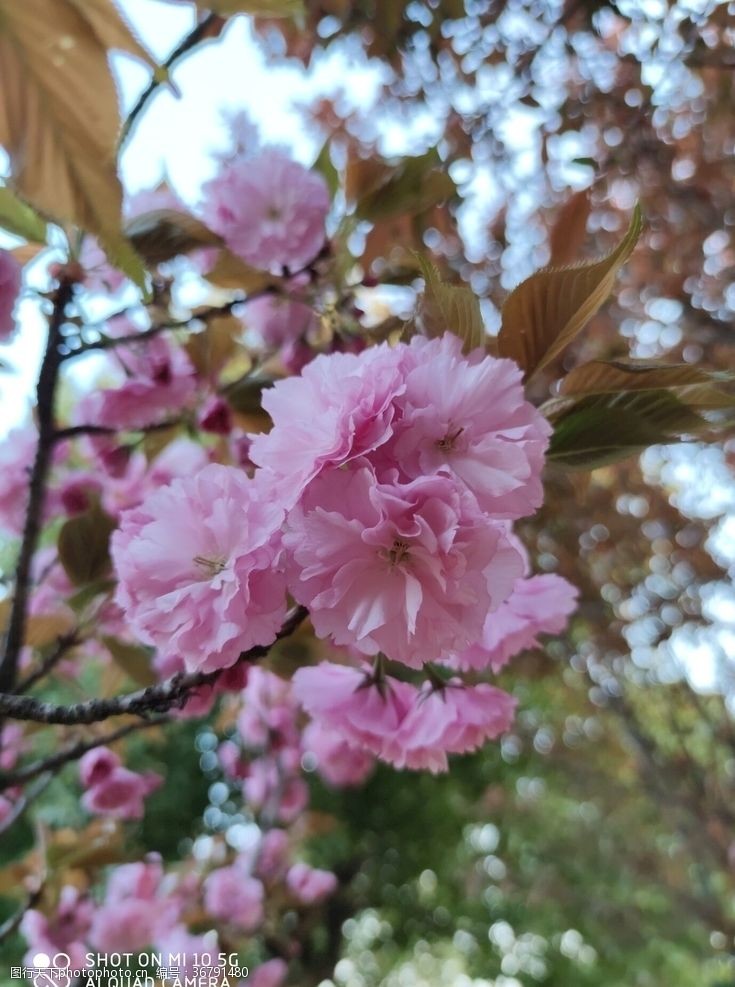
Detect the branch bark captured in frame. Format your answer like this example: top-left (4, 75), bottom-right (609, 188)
top-left (0, 279), bottom-right (75, 694)
top-left (0, 606), bottom-right (308, 726)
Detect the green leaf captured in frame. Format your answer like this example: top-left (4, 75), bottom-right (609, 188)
top-left (0, 186), bottom-right (47, 242)
top-left (548, 389), bottom-right (714, 471)
top-left (314, 141), bottom-right (339, 200)
top-left (102, 635), bottom-right (156, 686)
top-left (57, 504), bottom-right (117, 586)
top-left (416, 255), bottom-right (485, 354)
top-left (498, 204), bottom-right (643, 379)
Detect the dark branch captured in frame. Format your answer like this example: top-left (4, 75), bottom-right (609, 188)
top-left (14, 632), bottom-right (80, 695)
top-left (0, 279), bottom-right (75, 694)
top-left (0, 606), bottom-right (308, 726)
top-left (0, 717), bottom-right (166, 792)
top-left (120, 13), bottom-right (221, 148)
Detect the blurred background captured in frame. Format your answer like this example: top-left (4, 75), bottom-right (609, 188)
top-left (2, 1), bottom-right (735, 984)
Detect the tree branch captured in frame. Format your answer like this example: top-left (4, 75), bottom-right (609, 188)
top-left (0, 606), bottom-right (308, 726)
top-left (0, 279), bottom-right (75, 694)
top-left (120, 13), bottom-right (221, 148)
top-left (0, 717), bottom-right (166, 792)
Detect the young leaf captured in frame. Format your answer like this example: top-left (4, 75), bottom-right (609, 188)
top-left (498, 204), bottom-right (643, 379)
top-left (548, 389), bottom-right (715, 471)
top-left (561, 359), bottom-right (733, 397)
top-left (548, 189), bottom-right (591, 267)
top-left (204, 249), bottom-right (278, 293)
top-left (57, 504), bottom-right (117, 586)
top-left (0, 186), bottom-right (48, 242)
top-left (125, 209), bottom-right (222, 265)
top-left (416, 255), bottom-right (485, 354)
top-left (102, 635), bottom-right (156, 686)
top-left (64, 0), bottom-right (158, 67)
top-left (354, 149), bottom-right (455, 222)
top-left (0, 0), bottom-right (144, 285)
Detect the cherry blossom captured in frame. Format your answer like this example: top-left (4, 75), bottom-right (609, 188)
top-left (111, 464), bottom-right (287, 672)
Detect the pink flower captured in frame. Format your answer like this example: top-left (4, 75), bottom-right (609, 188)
top-left (79, 747), bottom-right (162, 820)
top-left (284, 465), bottom-right (524, 666)
top-left (244, 295), bottom-right (316, 350)
top-left (384, 682), bottom-right (517, 773)
top-left (76, 336), bottom-right (197, 430)
top-left (388, 334), bottom-right (551, 519)
top-left (250, 343), bottom-right (406, 507)
top-left (111, 464), bottom-right (287, 673)
top-left (452, 573), bottom-right (578, 672)
top-left (243, 757), bottom-right (309, 824)
top-left (21, 887), bottom-right (94, 969)
top-left (203, 148), bottom-right (329, 274)
top-left (0, 248), bottom-right (22, 340)
top-left (248, 959), bottom-right (288, 987)
top-left (292, 662), bottom-right (416, 758)
top-left (238, 668), bottom-right (299, 749)
top-left (0, 424), bottom-right (36, 535)
top-left (90, 899), bottom-right (157, 952)
top-left (79, 747), bottom-right (120, 788)
top-left (254, 829), bottom-right (290, 882)
top-left (285, 862), bottom-right (338, 904)
top-left (204, 865), bottom-right (264, 931)
top-left (302, 721), bottom-right (374, 788)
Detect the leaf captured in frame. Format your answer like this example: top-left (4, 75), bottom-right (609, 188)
top-left (57, 504), bottom-right (117, 586)
top-left (314, 141), bottom-right (340, 199)
top-left (125, 209), bottom-right (222, 265)
top-left (561, 359), bottom-right (734, 397)
top-left (416, 255), bottom-right (485, 353)
top-left (0, 0), bottom-right (145, 286)
top-left (353, 149), bottom-right (455, 222)
top-left (64, 0), bottom-right (157, 66)
top-left (102, 635), bottom-right (156, 686)
top-left (548, 389), bottom-right (715, 471)
top-left (184, 315), bottom-right (242, 378)
top-left (548, 189), bottom-right (591, 267)
top-left (204, 249), bottom-right (278, 294)
top-left (498, 204), bottom-right (643, 379)
top-left (193, 0), bottom-right (303, 13)
top-left (0, 185), bottom-right (47, 242)
top-left (223, 374), bottom-right (274, 414)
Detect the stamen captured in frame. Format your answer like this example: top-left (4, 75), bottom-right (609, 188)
top-left (436, 426), bottom-right (464, 451)
top-left (193, 555), bottom-right (227, 576)
top-left (387, 539), bottom-right (410, 566)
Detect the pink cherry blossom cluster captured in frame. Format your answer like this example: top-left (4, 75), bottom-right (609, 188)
top-left (110, 331), bottom-right (576, 774)
top-left (20, 666), bottom-right (354, 985)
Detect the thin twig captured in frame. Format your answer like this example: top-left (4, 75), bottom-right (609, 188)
top-left (0, 606), bottom-right (308, 726)
top-left (120, 13), bottom-right (221, 148)
top-left (65, 301), bottom-right (240, 358)
top-left (0, 280), bottom-right (75, 695)
top-left (14, 632), bottom-right (80, 695)
top-left (53, 419), bottom-right (183, 442)
top-left (0, 717), bottom-right (167, 792)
